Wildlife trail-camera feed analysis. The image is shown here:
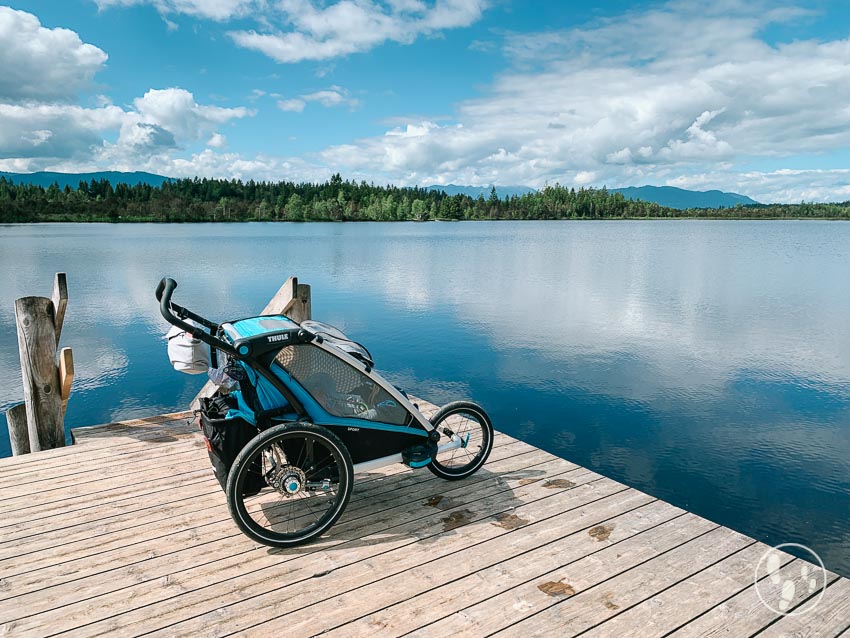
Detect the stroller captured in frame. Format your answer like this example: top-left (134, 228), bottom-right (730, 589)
top-left (157, 278), bottom-right (494, 547)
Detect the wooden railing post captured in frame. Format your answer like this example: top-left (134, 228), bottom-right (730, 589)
top-left (6, 273), bottom-right (74, 454)
top-left (190, 276), bottom-right (311, 411)
top-left (6, 403), bottom-right (30, 456)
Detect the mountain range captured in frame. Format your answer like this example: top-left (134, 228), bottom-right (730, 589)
top-left (1, 172), bottom-right (759, 209)
top-left (610, 185), bottom-right (759, 209)
top-left (0, 171), bottom-right (171, 190)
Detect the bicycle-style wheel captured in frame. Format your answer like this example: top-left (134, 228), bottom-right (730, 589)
top-left (226, 422), bottom-right (353, 547)
top-left (427, 401), bottom-right (494, 480)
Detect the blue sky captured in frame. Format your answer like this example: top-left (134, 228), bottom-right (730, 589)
top-left (1, 1), bottom-right (850, 202)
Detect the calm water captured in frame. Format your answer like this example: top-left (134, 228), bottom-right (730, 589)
top-left (2, 221), bottom-right (849, 575)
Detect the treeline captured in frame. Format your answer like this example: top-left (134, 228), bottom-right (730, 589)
top-left (1, 174), bottom-right (849, 222)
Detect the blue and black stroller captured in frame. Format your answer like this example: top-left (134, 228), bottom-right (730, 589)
top-left (157, 278), bottom-right (493, 547)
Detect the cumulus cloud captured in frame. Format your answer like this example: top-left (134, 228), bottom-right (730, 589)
top-left (277, 86), bottom-right (360, 112)
top-left (207, 132), bottom-right (227, 148)
top-left (229, 0), bottom-right (487, 62)
top-left (668, 169), bottom-right (850, 204)
top-left (0, 103), bottom-right (125, 161)
top-left (0, 7), bottom-right (108, 102)
top-left (0, 87), bottom-right (252, 169)
top-left (93, 88), bottom-right (253, 163)
top-left (308, 1), bottom-right (850, 201)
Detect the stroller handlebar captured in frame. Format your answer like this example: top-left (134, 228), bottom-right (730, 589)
top-left (157, 277), bottom-right (237, 357)
top-left (155, 277), bottom-right (171, 303)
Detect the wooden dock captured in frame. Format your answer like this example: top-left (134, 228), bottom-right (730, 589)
top-left (1, 406), bottom-right (848, 637)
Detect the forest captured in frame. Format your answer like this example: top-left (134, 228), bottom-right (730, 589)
top-left (1, 174), bottom-right (849, 222)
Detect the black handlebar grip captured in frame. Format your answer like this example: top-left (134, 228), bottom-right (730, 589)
top-left (158, 278), bottom-right (179, 322)
top-left (155, 278), bottom-right (167, 301)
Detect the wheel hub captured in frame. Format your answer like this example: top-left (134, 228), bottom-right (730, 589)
top-left (269, 465), bottom-right (306, 495)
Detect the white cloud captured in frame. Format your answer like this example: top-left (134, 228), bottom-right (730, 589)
top-left (304, 1), bottom-right (850, 202)
top-left (229, 0), bottom-right (486, 62)
top-left (96, 88), bottom-right (252, 162)
top-left (0, 87), bottom-right (252, 169)
top-left (207, 132), bottom-right (227, 148)
top-left (667, 169), bottom-right (850, 204)
top-left (278, 98), bottom-right (306, 112)
top-left (95, 0), bottom-right (257, 21)
top-left (0, 102), bottom-right (125, 161)
top-left (277, 86), bottom-right (360, 112)
top-left (0, 7), bottom-right (108, 102)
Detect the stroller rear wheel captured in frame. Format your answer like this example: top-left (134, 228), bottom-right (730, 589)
top-left (226, 422), bottom-right (353, 547)
top-left (427, 401), bottom-right (494, 480)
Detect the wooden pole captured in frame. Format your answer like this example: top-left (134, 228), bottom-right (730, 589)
top-left (190, 276), bottom-right (310, 411)
top-left (6, 403), bottom-right (30, 456)
top-left (289, 283), bottom-right (312, 324)
top-left (15, 296), bottom-right (65, 451)
top-left (51, 272), bottom-right (68, 345)
top-left (59, 347), bottom-right (75, 416)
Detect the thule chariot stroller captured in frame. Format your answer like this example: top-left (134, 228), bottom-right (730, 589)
top-left (157, 278), bottom-right (494, 547)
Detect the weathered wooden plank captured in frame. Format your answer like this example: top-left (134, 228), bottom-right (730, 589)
top-left (0, 447), bottom-right (556, 587)
top-left (0, 414), bottom-right (193, 474)
top-left (0, 447), bottom-right (204, 502)
top-left (2, 403), bottom-right (848, 638)
top-left (671, 558), bottom-right (842, 638)
top-left (235, 496), bottom-right (673, 638)
top-left (484, 528), bottom-right (753, 638)
top-left (0, 434), bottom-right (524, 548)
top-left (0, 457), bottom-right (212, 518)
top-left (578, 542), bottom-right (776, 638)
top-left (5, 403), bottom-right (29, 456)
top-left (0, 423), bottom-right (199, 479)
top-left (399, 519), bottom-right (730, 638)
top-left (0, 444), bottom-right (565, 611)
top-left (0, 466), bottom-right (213, 534)
top-left (18, 469), bottom-right (617, 637)
top-left (69, 411), bottom-right (194, 441)
top-left (757, 578), bottom-right (850, 638)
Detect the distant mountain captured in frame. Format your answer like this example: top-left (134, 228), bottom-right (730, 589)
top-left (611, 185), bottom-right (759, 209)
top-left (425, 184), bottom-right (537, 199)
top-left (0, 171), bottom-right (171, 189)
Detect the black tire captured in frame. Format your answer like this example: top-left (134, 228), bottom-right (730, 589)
top-left (226, 422), bottom-right (353, 547)
top-left (427, 401), bottom-right (494, 480)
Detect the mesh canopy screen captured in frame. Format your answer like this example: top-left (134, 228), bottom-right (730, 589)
top-left (274, 344), bottom-right (409, 426)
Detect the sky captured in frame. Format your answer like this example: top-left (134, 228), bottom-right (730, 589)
top-left (1, 0), bottom-right (850, 203)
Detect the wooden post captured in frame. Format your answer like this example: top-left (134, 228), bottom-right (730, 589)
top-left (289, 283), bottom-right (312, 324)
top-left (190, 276), bottom-right (311, 410)
top-left (15, 296), bottom-right (65, 451)
top-left (51, 272), bottom-right (68, 345)
top-left (6, 403), bottom-right (30, 456)
top-left (7, 272), bottom-right (73, 454)
top-left (59, 348), bottom-right (75, 416)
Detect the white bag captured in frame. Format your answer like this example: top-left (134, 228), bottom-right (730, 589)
top-left (166, 325), bottom-right (209, 374)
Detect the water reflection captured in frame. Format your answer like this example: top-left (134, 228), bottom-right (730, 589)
top-left (1, 221), bottom-right (849, 574)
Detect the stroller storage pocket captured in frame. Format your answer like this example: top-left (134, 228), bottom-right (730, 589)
top-left (198, 396), bottom-right (264, 495)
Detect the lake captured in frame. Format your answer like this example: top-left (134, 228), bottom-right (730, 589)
top-left (1, 221), bottom-right (849, 576)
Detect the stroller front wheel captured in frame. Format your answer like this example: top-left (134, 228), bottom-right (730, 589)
top-left (427, 401), bottom-right (494, 480)
top-left (226, 422), bottom-right (354, 547)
